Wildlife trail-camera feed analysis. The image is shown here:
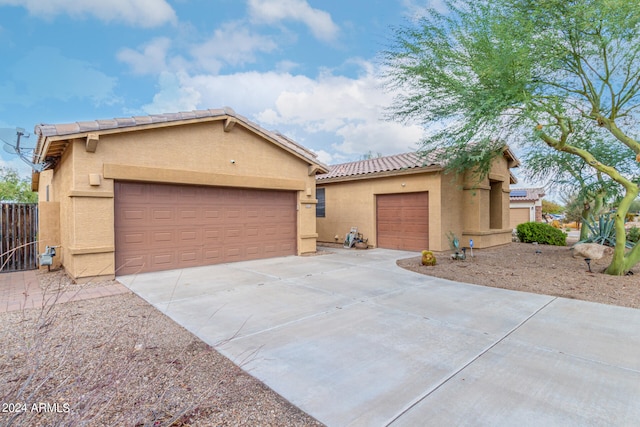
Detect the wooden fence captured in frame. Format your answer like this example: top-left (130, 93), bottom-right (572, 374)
top-left (0, 203), bottom-right (38, 272)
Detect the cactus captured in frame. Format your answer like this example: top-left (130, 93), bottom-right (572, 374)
top-left (421, 250), bottom-right (437, 266)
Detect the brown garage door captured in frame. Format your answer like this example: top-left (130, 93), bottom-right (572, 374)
top-left (510, 208), bottom-right (530, 229)
top-left (114, 182), bottom-right (296, 275)
top-left (376, 192), bottom-right (429, 251)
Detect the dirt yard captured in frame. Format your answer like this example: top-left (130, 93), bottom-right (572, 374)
top-left (0, 283), bottom-right (324, 427)
top-left (397, 242), bottom-right (640, 309)
top-left (3, 242), bottom-right (639, 426)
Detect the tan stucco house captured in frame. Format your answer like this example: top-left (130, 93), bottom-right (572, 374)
top-left (509, 188), bottom-right (545, 229)
top-left (315, 148), bottom-right (519, 252)
top-left (32, 108), bottom-right (328, 279)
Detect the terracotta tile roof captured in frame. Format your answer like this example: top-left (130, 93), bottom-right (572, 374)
top-left (510, 187), bottom-right (545, 201)
top-left (33, 107), bottom-right (327, 172)
top-left (35, 108), bottom-right (232, 138)
top-left (316, 151), bottom-right (441, 181)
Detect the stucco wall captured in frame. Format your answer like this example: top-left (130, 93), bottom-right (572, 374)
top-left (317, 154), bottom-right (513, 252)
top-left (460, 155), bottom-right (513, 248)
top-left (38, 120), bottom-right (319, 279)
top-left (316, 171), bottom-right (445, 250)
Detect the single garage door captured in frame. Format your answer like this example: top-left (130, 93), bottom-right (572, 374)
top-left (510, 208), bottom-right (531, 229)
top-left (114, 182), bottom-right (296, 275)
top-left (376, 192), bottom-right (429, 251)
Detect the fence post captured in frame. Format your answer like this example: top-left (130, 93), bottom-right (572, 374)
top-left (0, 202), bottom-right (39, 272)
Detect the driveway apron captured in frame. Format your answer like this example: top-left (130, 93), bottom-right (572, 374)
top-left (118, 248), bottom-right (640, 426)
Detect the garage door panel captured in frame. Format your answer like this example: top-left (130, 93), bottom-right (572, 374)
top-left (151, 230), bottom-right (174, 244)
top-left (117, 183), bottom-right (147, 202)
top-left (115, 253), bottom-right (146, 274)
top-left (203, 248), bottom-right (223, 262)
top-left (178, 230), bottom-right (200, 244)
top-left (178, 248), bottom-right (202, 266)
top-left (151, 252), bottom-right (175, 269)
top-left (151, 208), bottom-right (175, 222)
top-left (178, 208), bottom-right (198, 220)
top-left (204, 209), bottom-right (222, 219)
top-left (377, 192), bottom-right (429, 252)
top-left (246, 227), bottom-right (260, 238)
top-left (225, 246), bottom-right (243, 261)
top-left (150, 185), bottom-right (177, 200)
top-left (119, 208), bottom-right (147, 225)
top-left (278, 242), bottom-right (295, 252)
top-left (203, 228), bottom-right (223, 243)
top-left (115, 182), bottom-right (296, 274)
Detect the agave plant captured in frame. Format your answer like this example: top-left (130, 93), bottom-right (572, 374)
top-left (446, 231), bottom-right (460, 252)
top-left (579, 213), bottom-right (633, 248)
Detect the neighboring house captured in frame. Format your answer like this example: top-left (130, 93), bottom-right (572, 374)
top-left (31, 108), bottom-right (328, 279)
top-left (509, 188), bottom-right (545, 229)
top-left (315, 148), bottom-right (519, 252)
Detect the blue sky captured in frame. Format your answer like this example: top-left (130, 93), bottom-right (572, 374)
top-left (0, 0), bottom-right (454, 176)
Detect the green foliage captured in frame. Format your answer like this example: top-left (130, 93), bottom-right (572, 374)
top-left (0, 167), bottom-right (37, 203)
top-left (580, 213), bottom-right (634, 248)
top-left (630, 199), bottom-right (640, 214)
top-left (627, 227), bottom-right (640, 244)
top-left (562, 193), bottom-right (586, 225)
top-left (516, 222), bottom-right (567, 246)
top-left (542, 200), bottom-right (563, 215)
top-left (383, 0), bottom-right (640, 274)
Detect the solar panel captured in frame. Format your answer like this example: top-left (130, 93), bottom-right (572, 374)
top-left (510, 189), bottom-right (528, 197)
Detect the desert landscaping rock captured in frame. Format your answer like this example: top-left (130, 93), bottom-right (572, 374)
top-left (571, 242), bottom-right (614, 260)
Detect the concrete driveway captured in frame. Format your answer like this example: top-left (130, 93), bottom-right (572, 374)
top-left (118, 248), bottom-right (640, 426)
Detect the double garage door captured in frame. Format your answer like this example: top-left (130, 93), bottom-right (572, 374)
top-left (377, 192), bottom-right (429, 252)
top-left (114, 182), bottom-right (296, 275)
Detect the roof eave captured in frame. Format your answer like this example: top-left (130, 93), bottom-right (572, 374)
top-left (33, 111), bottom-right (327, 172)
top-left (502, 145), bottom-right (520, 169)
top-left (316, 165), bottom-right (443, 184)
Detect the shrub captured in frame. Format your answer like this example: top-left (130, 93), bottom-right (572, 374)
top-left (516, 222), bottom-right (567, 246)
top-left (579, 213), bottom-right (634, 248)
top-left (627, 226), bottom-right (640, 244)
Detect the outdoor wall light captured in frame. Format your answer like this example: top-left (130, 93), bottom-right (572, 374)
top-left (584, 258), bottom-right (592, 273)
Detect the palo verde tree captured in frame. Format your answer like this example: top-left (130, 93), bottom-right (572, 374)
top-left (383, 0), bottom-right (640, 275)
top-left (523, 124), bottom-right (639, 240)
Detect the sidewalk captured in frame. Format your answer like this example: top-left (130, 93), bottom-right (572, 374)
top-left (0, 269), bottom-right (130, 313)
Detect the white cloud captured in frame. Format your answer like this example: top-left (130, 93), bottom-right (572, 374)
top-left (333, 121), bottom-right (423, 156)
top-left (141, 62), bottom-right (425, 162)
top-left (190, 21), bottom-right (278, 74)
top-left (0, 146), bottom-right (36, 177)
top-left (312, 149), bottom-right (333, 165)
top-left (0, 0), bottom-right (176, 27)
top-left (248, 0), bottom-right (339, 42)
top-left (142, 72), bottom-right (201, 113)
top-left (118, 22), bottom-right (278, 76)
top-left (117, 37), bottom-right (172, 75)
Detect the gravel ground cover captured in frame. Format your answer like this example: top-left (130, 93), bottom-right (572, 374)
top-left (3, 241), bottom-right (638, 426)
top-left (397, 241), bottom-right (640, 309)
top-left (0, 272), bottom-right (324, 427)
